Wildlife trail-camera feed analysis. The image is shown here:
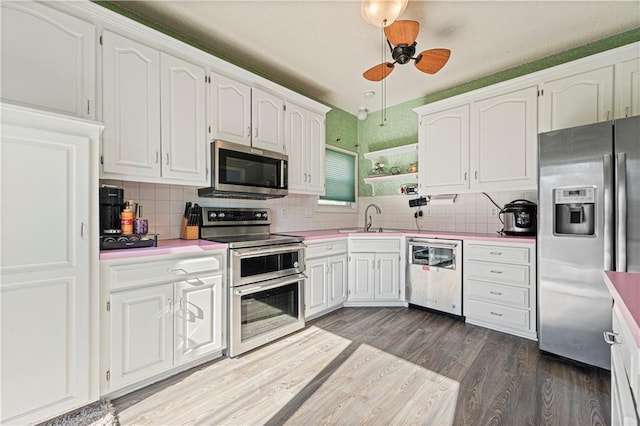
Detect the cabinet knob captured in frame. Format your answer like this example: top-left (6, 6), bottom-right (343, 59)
top-left (603, 331), bottom-right (620, 345)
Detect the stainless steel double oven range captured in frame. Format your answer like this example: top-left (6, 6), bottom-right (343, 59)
top-left (200, 207), bottom-right (305, 357)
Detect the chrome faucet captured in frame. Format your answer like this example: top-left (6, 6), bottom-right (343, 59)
top-left (364, 203), bottom-right (382, 232)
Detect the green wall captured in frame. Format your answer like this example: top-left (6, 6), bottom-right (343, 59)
top-left (357, 27), bottom-right (640, 196)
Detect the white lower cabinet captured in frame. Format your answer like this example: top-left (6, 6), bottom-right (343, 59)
top-left (304, 239), bottom-right (347, 319)
top-left (346, 238), bottom-right (404, 306)
top-left (463, 240), bottom-right (537, 340)
top-left (101, 251), bottom-right (226, 395)
top-left (609, 304), bottom-right (640, 426)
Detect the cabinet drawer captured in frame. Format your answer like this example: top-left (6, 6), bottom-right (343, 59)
top-left (350, 238), bottom-right (401, 252)
top-left (466, 260), bottom-right (529, 286)
top-left (467, 279), bottom-right (529, 308)
top-left (306, 240), bottom-right (348, 259)
top-left (613, 304), bottom-right (639, 399)
top-left (465, 243), bottom-right (530, 264)
top-left (466, 299), bottom-right (530, 330)
top-left (107, 255), bottom-right (223, 290)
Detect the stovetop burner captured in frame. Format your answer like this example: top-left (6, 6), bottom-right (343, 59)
top-left (199, 207), bottom-right (303, 248)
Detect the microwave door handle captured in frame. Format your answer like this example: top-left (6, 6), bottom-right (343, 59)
top-left (280, 159), bottom-right (286, 188)
top-left (616, 152), bottom-right (627, 272)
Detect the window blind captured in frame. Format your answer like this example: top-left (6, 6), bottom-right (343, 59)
top-left (321, 148), bottom-right (355, 202)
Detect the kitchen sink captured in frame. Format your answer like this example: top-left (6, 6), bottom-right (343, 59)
top-left (337, 228), bottom-right (401, 233)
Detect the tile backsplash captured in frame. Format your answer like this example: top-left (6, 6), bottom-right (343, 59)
top-left (101, 179), bottom-right (536, 239)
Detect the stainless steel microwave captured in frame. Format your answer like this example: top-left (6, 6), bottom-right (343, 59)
top-left (198, 140), bottom-right (288, 199)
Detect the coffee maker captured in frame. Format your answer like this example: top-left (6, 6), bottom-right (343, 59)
top-left (99, 186), bottom-right (123, 235)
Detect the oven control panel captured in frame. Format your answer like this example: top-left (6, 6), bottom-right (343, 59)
top-left (201, 207), bottom-right (270, 225)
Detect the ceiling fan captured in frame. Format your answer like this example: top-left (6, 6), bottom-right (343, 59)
top-left (363, 20), bottom-right (451, 81)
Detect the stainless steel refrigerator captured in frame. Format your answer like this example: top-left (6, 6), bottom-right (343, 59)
top-left (538, 115), bottom-right (639, 370)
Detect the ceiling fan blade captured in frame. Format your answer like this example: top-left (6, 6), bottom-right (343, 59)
top-left (414, 49), bottom-right (451, 74)
top-left (363, 63), bottom-right (395, 81)
top-left (384, 20), bottom-right (420, 46)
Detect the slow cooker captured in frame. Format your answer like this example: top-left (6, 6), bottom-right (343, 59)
top-left (502, 199), bottom-right (537, 236)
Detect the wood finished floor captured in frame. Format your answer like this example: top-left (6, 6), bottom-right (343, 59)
top-left (113, 307), bottom-right (610, 425)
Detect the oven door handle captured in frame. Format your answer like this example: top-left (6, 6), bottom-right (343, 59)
top-left (232, 244), bottom-right (305, 258)
top-left (233, 273), bottom-right (305, 296)
top-left (408, 242), bottom-right (459, 250)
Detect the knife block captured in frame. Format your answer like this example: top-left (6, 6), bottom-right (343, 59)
top-left (180, 217), bottom-right (199, 240)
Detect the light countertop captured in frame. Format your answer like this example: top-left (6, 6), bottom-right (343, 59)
top-left (99, 239), bottom-right (227, 261)
top-left (604, 271), bottom-right (640, 347)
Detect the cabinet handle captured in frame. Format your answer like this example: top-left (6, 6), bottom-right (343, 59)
top-left (247, 126), bottom-right (251, 137)
top-left (80, 222), bottom-right (87, 239)
top-left (166, 153), bottom-right (170, 165)
top-left (489, 270), bottom-right (503, 274)
top-left (167, 267), bottom-right (188, 274)
top-left (625, 106), bottom-right (630, 118)
top-left (254, 128), bottom-right (258, 138)
top-left (603, 331), bottom-right (620, 345)
top-left (606, 110), bottom-right (611, 121)
top-left (490, 311), bottom-right (503, 317)
top-left (489, 251), bottom-right (502, 256)
top-left (326, 246), bottom-right (333, 250)
top-left (475, 170), bottom-right (478, 180)
top-left (489, 291), bottom-right (503, 295)
top-left (464, 172), bottom-right (467, 181)
top-left (308, 174), bottom-right (311, 183)
top-left (304, 173), bottom-right (308, 182)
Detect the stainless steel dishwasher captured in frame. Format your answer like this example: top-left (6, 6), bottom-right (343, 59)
top-left (406, 238), bottom-right (462, 316)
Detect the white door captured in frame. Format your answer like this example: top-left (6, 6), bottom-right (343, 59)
top-left (160, 53), bottom-right (206, 184)
top-left (102, 30), bottom-right (161, 178)
top-left (174, 275), bottom-right (224, 364)
top-left (209, 72), bottom-right (252, 146)
top-left (420, 104), bottom-right (470, 194)
top-left (305, 258), bottom-right (328, 318)
top-left (616, 58), bottom-right (640, 119)
top-left (306, 110), bottom-right (326, 195)
top-left (1, 122), bottom-right (91, 424)
top-left (328, 255), bottom-right (348, 307)
top-left (471, 86), bottom-right (538, 191)
top-left (285, 102), bottom-right (307, 193)
top-left (110, 284), bottom-right (174, 390)
top-left (539, 66), bottom-right (614, 132)
top-left (375, 253), bottom-right (400, 300)
top-left (1, 1), bottom-right (95, 118)
top-left (349, 253), bottom-right (375, 300)
top-left (252, 87), bottom-right (284, 153)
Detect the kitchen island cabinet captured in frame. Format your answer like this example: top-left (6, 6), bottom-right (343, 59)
top-left (101, 250), bottom-right (226, 396)
top-left (0, 104), bottom-right (102, 425)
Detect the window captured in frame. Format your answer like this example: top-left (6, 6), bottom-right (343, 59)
top-left (318, 146), bottom-right (357, 211)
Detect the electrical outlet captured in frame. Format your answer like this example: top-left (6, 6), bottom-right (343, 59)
top-left (280, 208), bottom-right (287, 218)
top-left (426, 208), bottom-right (433, 217)
top-left (490, 207), bottom-right (499, 217)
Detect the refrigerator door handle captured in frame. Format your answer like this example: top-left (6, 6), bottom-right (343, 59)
top-left (603, 154), bottom-right (613, 271)
top-left (616, 152), bottom-right (627, 272)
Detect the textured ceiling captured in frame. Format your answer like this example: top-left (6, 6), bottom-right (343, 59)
top-left (113, 1), bottom-right (640, 115)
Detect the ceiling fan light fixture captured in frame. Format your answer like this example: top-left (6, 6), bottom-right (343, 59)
top-left (361, 0), bottom-right (408, 27)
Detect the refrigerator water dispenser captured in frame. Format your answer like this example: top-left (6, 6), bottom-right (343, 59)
top-left (554, 187), bottom-right (596, 236)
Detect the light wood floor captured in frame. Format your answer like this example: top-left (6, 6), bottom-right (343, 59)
top-left (113, 307), bottom-right (610, 425)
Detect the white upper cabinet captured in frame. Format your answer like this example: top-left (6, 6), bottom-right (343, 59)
top-left (470, 86), bottom-right (538, 191)
top-left (209, 72), bottom-right (252, 146)
top-left (102, 30), bottom-right (161, 178)
top-left (1, 1), bottom-right (95, 119)
top-left (252, 87), bottom-right (285, 153)
top-left (419, 104), bottom-right (470, 194)
top-left (616, 57), bottom-right (640, 119)
top-left (102, 31), bottom-right (206, 185)
top-left (539, 66), bottom-right (614, 132)
top-left (160, 53), bottom-right (206, 183)
top-left (286, 102), bottom-right (326, 195)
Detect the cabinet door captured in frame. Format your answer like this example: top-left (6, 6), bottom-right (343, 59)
top-left (539, 66), bottom-right (614, 132)
top-left (160, 53), bottom-right (206, 184)
top-left (419, 104), bottom-right (470, 194)
top-left (1, 122), bottom-right (92, 424)
top-left (102, 30), bottom-right (161, 177)
top-left (174, 275), bottom-right (224, 364)
top-left (252, 87), bottom-right (284, 153)
top-left (328, 255), bottom-right (348, 307)
top-left (1, 2), bottom-right (95, 119)
top-left (471, 86), bottom-right (538, 191)
top-left (349, 253), bottom-right (375, 300)
top-left (210, 72), bottom-right (252, 146)
top-left (306, 110), bottom-right (326, 195)
top-left (375, 253), bottom-right (400, 300)
top-left (285, 102), bottom-right (307, 193)
top-left (110, 284), bottom-right (174, 390)
top-left (616, 58), bottom-right (640, 119)
top-left (305, 258), bottom-right (328, 318)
